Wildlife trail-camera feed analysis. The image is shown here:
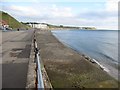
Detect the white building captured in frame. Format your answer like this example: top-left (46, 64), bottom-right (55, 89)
top-left (34, 23), bottom-right (48, 29)
top-left (27, 23), bottom-right (48, 29)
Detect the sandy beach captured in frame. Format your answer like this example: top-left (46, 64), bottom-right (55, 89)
top-left (35, 30), bottom-right (118, 88)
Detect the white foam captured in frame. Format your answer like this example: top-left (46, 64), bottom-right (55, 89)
top-left (92, 59), bottom-right (110, 72)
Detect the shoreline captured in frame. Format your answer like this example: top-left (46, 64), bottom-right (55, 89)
top-left (52, 31), bottom-right (110, 72)
top-left (35, 29), bottom-right (118, 88)
top-left (51, 30), bottom-right (119, 81)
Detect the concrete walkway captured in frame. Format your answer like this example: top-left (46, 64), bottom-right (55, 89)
top-left (2, 30), bottom-right (34, 88)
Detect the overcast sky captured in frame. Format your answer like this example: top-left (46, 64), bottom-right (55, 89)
top-left (1, 0), bottom-right (119, 30)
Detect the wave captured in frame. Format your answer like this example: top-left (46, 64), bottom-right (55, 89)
top-left (92, 59), bottom-right (110, 72)
top-left (83, 55), bottom-right (110, 72)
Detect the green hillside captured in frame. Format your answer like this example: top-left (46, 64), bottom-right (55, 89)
top-left (1, 11), bottom-right (31, 30)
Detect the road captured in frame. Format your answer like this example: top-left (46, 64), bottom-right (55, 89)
top-left (1, 30), bottom-right (34, 88)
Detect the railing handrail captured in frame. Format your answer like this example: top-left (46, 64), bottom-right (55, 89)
top-left (34, 39), bottom-right (44, 89)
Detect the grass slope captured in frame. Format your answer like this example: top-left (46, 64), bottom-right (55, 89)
top-left (1, 11), bottom-right (31, 30)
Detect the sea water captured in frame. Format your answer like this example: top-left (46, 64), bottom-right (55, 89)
top-left (52, 30), bottom-right (119, 80)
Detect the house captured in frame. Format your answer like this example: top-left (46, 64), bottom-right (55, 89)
top-left (0, 20), bottom-right (9, 30)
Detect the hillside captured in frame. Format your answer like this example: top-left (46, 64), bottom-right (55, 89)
top-left (1, 11), bottom-right (31, 30)
top-left (47, 23), bottom-right (80, 29)
top-left (42, 23), bottom-right (96, 30)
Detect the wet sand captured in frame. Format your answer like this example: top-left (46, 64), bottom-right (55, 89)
top-left (35, 30), bottom-right (118, 88)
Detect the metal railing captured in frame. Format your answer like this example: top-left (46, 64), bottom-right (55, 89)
top-left (34, 38), bottom-right (44, 90)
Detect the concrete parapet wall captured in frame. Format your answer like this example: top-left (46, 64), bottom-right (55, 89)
top-left (26, 36), bottom-right (36, 89)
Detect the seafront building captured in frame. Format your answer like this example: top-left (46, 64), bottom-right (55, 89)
top-left (26, 22), bottom-right (48, 29)
top-left (0, 20), bottom-right (9, 30)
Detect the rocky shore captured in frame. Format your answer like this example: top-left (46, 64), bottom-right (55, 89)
top-left (35, 29), bottom-right (118, 88)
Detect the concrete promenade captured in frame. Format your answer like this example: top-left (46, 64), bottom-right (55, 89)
top-left (2, 30), bottom-right (34, 88)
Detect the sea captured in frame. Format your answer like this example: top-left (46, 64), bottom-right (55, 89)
top-left (52, 30), bottom-right (119, 81)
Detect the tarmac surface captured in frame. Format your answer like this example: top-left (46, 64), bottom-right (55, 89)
top-left (1, 30), bottom-right (34, 88)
